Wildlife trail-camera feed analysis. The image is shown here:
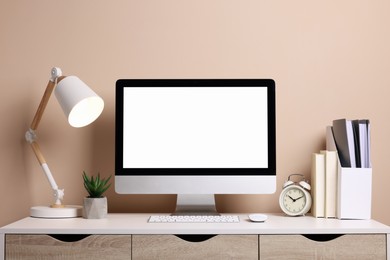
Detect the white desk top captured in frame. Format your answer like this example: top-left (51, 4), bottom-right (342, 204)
top-left (1, 213), bottom-right (389, 235)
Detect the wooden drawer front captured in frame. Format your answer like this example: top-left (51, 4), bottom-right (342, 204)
top-left (132, 234), bottom-right (258, 260)
top-left (5, 234), bottom-right (132, 260)
top-left (259, 234), bottom-right (386, 260)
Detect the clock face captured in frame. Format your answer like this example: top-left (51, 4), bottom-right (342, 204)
top-left (281, 186), bottom-right (308, 215)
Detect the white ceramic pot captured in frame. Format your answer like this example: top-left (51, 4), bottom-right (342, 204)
top-left (83, 197), bottom-right (108, 219)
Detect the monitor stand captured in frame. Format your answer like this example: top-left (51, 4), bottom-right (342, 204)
top-left (173, 194), bottom-right (219, 215)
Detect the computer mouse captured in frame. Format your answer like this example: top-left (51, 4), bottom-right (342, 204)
top-left (248, 213), bottom-right (268, 222)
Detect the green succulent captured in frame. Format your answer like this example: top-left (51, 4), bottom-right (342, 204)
top-left (82, 171), bottom-right (112, 198)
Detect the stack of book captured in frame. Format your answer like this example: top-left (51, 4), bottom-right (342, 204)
top-left (311, 118), bottom-right (371, 218)
top-left (311, 150), bottom-right (337, 218)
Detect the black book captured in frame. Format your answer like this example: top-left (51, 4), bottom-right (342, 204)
top-left (332, 119), bottom-right (356, 168)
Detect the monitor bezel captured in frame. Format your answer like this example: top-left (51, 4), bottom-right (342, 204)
top-left (115, 79), bottom-right (276, 176)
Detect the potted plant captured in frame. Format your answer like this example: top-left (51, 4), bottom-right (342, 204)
top-left (82, 171), bottom-right (112, 219)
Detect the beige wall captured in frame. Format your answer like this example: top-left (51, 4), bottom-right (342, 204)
top-left (1, 0), bottom-right (389, 226)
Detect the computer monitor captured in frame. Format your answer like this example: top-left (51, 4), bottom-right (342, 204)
top-left (115, 79), bottom-right (276, 214)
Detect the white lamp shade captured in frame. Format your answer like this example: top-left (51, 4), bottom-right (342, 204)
top-left (54, 76), bottom-right (104, 127)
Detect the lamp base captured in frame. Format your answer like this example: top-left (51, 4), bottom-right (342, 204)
top-left (30, 205), bottom-right (82, 218)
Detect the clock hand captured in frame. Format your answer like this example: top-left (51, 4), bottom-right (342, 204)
top-left (295, 196), bottom-right (304, 201)
top-left (288, 195), bottom-right (295, 202)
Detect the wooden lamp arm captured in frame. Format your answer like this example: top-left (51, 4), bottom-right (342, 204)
top-left (30, 76), bottom-right (65, 131)
top-left (27, 139), bottom-right (64, 207)
top-left (26, 69), bottom-right (66, 207)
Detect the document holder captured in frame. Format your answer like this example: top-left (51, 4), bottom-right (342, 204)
top-left (337, 165), bottom-right (372, 219)
top-left (326, 126), bottom-right (372, 219)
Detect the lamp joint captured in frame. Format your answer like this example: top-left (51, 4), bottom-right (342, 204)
top-left (50, 67), bottom-right (62, 82)
top-left (25, 128), bottom-right (37, 143)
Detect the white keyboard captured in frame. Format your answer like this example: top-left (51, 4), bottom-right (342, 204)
top-left (148, 215), bottom-right (240, 223)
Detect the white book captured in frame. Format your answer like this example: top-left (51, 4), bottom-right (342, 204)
top-left (311, 153), bottom-right (325, 218)
top-left (321, 150), bottom-right (338, 218)
top-left (367, 121), bottom-right (371, 168)
top-left (359, 121), bottom-right (368, 168)
top-left (358, 119), bottom-right (371, 168)
top-left (346, 120), bottom-right (356, 167)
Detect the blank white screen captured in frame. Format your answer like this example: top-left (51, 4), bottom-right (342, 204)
top-left (123, 87), bottom-right (268, 168)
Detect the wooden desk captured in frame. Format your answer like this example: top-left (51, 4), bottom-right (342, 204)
top-left (1, 213), bottom-right (389, 259)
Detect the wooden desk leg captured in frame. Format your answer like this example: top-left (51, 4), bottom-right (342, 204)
top-left (0, 233), bottom-right (5, 260)
top-left (387, 234), bottom-right (389, 260)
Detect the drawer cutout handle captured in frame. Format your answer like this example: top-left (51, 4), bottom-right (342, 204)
top-left (49, 234), bottom-right (91, 242)
top-left (303, 234), bottom-right (344, 242)
top-left (175, 234), bottom-right (217, 242)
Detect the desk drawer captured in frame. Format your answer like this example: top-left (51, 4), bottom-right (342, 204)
top-left (259, 234), bottom-right (386, 260)
top-left (132, 234), bottom-right (258, 260)
top-left (5, 234), bottom-right (132, 260)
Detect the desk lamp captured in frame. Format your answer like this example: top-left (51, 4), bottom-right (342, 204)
top-left (25, 67), bottom-right (104, 218)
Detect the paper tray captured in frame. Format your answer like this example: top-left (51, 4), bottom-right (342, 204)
top-left (337, 165), bottom-right (372, 219)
